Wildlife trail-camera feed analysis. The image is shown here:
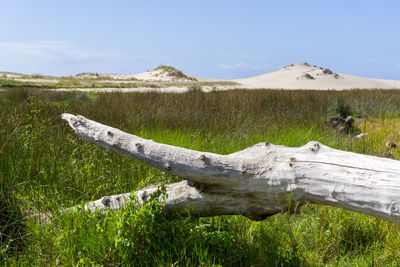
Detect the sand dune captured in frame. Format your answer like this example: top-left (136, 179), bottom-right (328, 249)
top-left (75, 65), bottom-right (197, 83)
top-left (233, 62), bottom-right (400, 90)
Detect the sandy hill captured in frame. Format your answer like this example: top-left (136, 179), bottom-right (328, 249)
top-left (233, 62), bottom-right (400, 90)
top-left (75, 65), bottom-right (197, 82)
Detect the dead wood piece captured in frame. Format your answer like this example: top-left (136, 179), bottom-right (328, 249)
top-left (62, 113), bottom-right (400, 223)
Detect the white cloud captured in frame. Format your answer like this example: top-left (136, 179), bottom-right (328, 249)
top-left (0, 41), bottom-right (167, 75)
top-left (0, 40), bottom-right (150, 61)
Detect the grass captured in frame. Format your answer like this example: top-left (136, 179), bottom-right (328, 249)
top-left (2, 87), bottom-right (400, 265)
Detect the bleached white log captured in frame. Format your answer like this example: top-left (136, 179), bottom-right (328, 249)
top-left (62, 113), bottom-right (400, 223)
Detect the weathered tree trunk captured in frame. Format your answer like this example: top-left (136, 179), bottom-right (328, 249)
top-left (62, 114), bottom-right (400, 223)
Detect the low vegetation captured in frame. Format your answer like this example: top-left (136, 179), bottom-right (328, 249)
top-left (0, 75), bottom-right (237, 91)
top-left (154, 65), bottom-right (197, 81)
top-left (2, 87), bottom-right (400, 265)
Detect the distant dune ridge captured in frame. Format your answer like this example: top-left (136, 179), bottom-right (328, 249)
top-left (233, 62), bottom-right (400, 90)
top-left (2, 62), bottom-right (400, 90)
top-left (75, 65), bottom-right (197, 83)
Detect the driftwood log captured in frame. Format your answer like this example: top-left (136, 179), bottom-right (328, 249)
top-left (62, 114), bottom-right (400, 223)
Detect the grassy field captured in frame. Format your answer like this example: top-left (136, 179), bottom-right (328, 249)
top-left (2, 87), bottom-right (400, 265)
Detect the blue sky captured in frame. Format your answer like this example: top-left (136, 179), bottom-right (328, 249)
top-left (1, 0), bottom-right (399, 79)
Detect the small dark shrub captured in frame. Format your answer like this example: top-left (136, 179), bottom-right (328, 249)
top-left (303, 74), bottom-right (315, 80)
top-left (336, 98), bottom-right (352, 118)
top-left (322, 68), bottom-right (333, 75)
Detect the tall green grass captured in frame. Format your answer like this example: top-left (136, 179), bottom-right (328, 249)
top-left (2, 88), bottom-right (400, 265)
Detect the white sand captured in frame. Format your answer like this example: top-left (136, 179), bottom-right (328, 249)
top-left (233, 62), bottom-right (400, 90)
top-left (131, 69), bottom-right (173, 82)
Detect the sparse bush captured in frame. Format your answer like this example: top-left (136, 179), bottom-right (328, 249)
top-left (336, 98), bottom-right (353, 118)
top-left (322, 68), bottom-right (333, 75)
top-left (303, 73), bottom-right (315, 80)
top-left (29, 74), bottom-right (44, 79)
